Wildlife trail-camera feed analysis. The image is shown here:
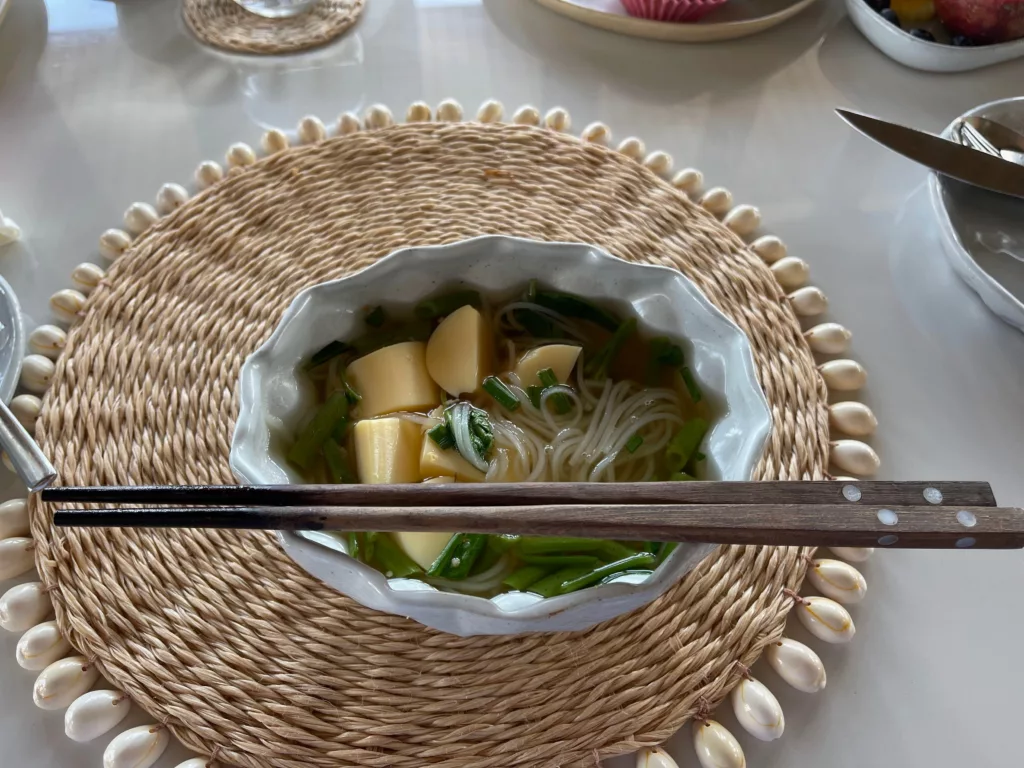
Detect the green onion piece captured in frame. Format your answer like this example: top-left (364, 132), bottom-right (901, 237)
top-left (526, 385), bottom-right (544, 409)
top-left (444, 402), bottom-right (494, 469)
top-left (330, 417), bottom-right (349, 443)
top-left (482, 376), bottom-right (521, 411)
top-left (625, 434), bottom-right (643, 454)
top-left (323, 439), bottom-right (356, 484)
top-left (584, 317), bottom-right (638, 379)
top-left (427, 423), bottom-right (456, 451)
top-left (286, 392), bottom-right (350, 469)
top-left (374, 535), bottom-right (422, 579)
top-left (344, 382), bottom-right (361, 406)
top-left (427, 533), bottom-right (488, 579)
top-left (503, 565), bottom-right (550, 592)
top-left (655, 542), bottom-right (679, 564)
top-left (364, 305), bottom-right (386, 328)
top-left (307, 340), bottom-right (352, 369)
top-left (681, 366), bottom-right (704, 403)
top-left (520, 554), bottom-right (600, 568)
top-left (364, 532), bottom-right (379, 562)
top-left (533, 289), bottom-right (620, 331)
top-left (472, 535), bottom-right (510, 574)
top-left (556, 553), bottom-right (658, 595)
top-left (528, 566), bottom-right (595, 598)
top-left (516, 537), bottom-right (635, 563)
top-left (695, 450), bottom-right (706, 462)
top-left (646, 337), bottom-right (684, 384)
top-left (414, 290), bottom-right (482, 321)
top-left (670, 471), bottom-right (697, 482)
top-left (514, 309), bottom-right (558, 338)
top-left (666, 417), bottom-right (708, 473)
top-left (350, 322), bottom-right (433, 356)
top-left (347, 532), bottom-right (362, 560)
top-left (537, 368), bottom-right (571, 415)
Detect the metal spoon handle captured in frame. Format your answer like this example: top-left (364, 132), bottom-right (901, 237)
top-left (0, 401), bottom-right (56, 492)
top-left (958, 119), bottom-right (1001, 157)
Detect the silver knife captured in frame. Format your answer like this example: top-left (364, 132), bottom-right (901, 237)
top-left (836, 108), bottom-right (1024, 200)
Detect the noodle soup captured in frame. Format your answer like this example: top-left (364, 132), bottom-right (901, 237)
top-left (286, 281), bottom-right (714, 598)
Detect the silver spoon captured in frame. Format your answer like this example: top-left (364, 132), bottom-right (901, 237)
top-left (962, 116), bottom-right (1024, 166)
top-left (0, 401), bottom-right (56, 492)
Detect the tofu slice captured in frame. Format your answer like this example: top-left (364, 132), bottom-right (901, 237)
top-left (347, 341), bottom-right (440, 419)
top-left (514, 344), bottom-right (582, 386)
top-left (393, 531), bottom-right (454, 571)
top-left (420, 434), bottom-right (486, 482)
top-left (353, 418), bottom-right (423, 484)
top-left (425, 305), bottom-right (493, 396)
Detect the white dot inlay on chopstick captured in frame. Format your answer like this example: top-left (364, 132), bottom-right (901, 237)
top-left (956, 510), bottom-right (977, 528)
top-left (923, 487), bottom-right (942, 505)
top-left (877, 509), bottom-right (898, 526)
top-left (956, 537), bottom-right (976, 548)
top-left (842, 485), bottom-right (861, 502)
top-left (878, 534), bottom-right (898, 546)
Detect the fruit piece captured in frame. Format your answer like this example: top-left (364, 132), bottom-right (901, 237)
top-left (866, 0), bottom-right (891, 9)
top-left (951, 33), bottom-right (976, 43)
top-left (891, 0), bottom-right (935, 22)
top-left (909, 27), bottom-right (937, 39)
top-left (881, 7), bottom-right (902, 24)
top-left (934, 0), bottom-right (1024, 43)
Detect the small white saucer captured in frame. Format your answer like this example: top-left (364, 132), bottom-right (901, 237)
top-left (0, 275), bottom-right (25, 403)
top-left (930, 97), bottom-right (1024, 332)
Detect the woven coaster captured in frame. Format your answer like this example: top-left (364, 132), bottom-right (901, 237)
top-left (32, 123), bottom-right (826, 767)
top-left (183, 0), bottom-right (364, 55)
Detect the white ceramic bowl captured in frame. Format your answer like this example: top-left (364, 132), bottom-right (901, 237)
top-left (0, 275), bottom-right (24, 404)
top-left (230, 235), bottom-right (772, 636)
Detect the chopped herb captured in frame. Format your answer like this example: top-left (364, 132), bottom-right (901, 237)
top-left (323, 439), bottom-right (355, 484)
top-left (514, 309), bottom-right (558, 338)
top-left (528, 566), bottom-right (594, 598)
top-left (374, 535), bottom-right (421, 579)
top-left (344, 382), bottom-right (361, 406)
top-left (427, 533), bottom-right (488, 579)
top-left (533, 288), bottom-right (620, 331)
top-left (503, 564), bottom-right (549, 591)
top-left (330, 417), bottom-right (349, 443)
top-left (364, 305), bottom-right (386, 328)
top-left (625, 433), bottom-right (643, 454)
top-left (414, 290), bottom-right (482, 321)
top-left (307, 340), bottom-right (352, 369)
top-left (286, 391), bottom-right (349, 469)
top-left (538, 367), bottom-right (572, 414)
top-left (681, 366), bottom-right (703, 403)
top-left (482, 376), bottom-right (521, 411)
top-left (670, 471), bottom-right (697, 482)
top-left (646, 336), bottom-right (684, 383)
top-left (555, 553), bottom-right (657, 595)
top-left (666, 417), bottom-right (708, 474)
top-left (526, 385), bottom-right (544, 409)
top-left (445, 402), bottom-right (494, 471)
top-left (695, 450), bottom-right (706, 462)
top-left (584, 317), bottom-right (637, 379)
top-left (427, 423), bottom-right (456, 451)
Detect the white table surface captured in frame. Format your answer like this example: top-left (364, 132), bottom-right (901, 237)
top-left (2, 1), bottom-right (1023, 767)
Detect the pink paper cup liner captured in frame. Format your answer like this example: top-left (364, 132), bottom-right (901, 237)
top-left (620, 0), bottom-right (729, 22)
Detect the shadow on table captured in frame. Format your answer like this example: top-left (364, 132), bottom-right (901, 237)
top-left (0, 0), bottom-right (48, 96)
top-left (483, 0), bottom-right (836, 105)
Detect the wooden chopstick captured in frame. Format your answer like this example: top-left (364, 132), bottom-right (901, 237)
top-left (43, 481), bottom-right (1024, 550)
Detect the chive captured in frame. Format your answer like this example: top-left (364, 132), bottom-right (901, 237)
top-left (681, 366), bottom-right (703, 403)
top-left (350, 322), bottom-right (433, 355)
top-left (625, 434), bottom-right (643, 454)
top-left (646, 337), bottom-right (684, 384)
top-left (427, 423), bottom-right (456, 450)
top-left (526, 385), bottom-right (544, 409)
top-left (347, 532), bottom-right (362, 560)
top-left (584, 317), bottom-right (637, 379)
top-left (307, 340), bottom-right (352, 369)
top-left (482, 376), bottom-right (521, 411)
top-left (528, 566), bottom-right (595, 598)
top-left (323, 439), bottom-right (355, 484)
top-left (556, 553), bottom-right (657, 595)
top-left (344, 382), bottom-right (361, 406)
top-left (364, 531), bottom-right (379, 562)
top-left (330, 417), bottom-right (349, 443)
top-left (364, 305), bottom-right (386, 328)
top-left (515, 309), bottom-right (558, 338)
top-left (533, 289), bottom-right (620, 331)
top-left (666, 417), bottom-right (708, 473)
top-left (521, 554), bottom-right (600, 568)
top-left (286, 392), bottom-right (350, 469)
top-left (503, 565), bottom-right (550, 592)
top-left (472, 535), bottom-right (511, 574)
top-left (538, 368), bottom-right (571, 414)
top-left (516, 537), bottom-right (635, 562)
top-left (429, 533), bottom-right (488, 579)
top-left (414, 290), bottom-right (482, 321)
top-left (695, 450), bottom-right (706, 462)
top-left (670, 471), bottom-right (697, 482)
top-left (374, 535), bottom-right (422, 579)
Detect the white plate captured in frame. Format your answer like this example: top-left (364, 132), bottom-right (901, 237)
top-left (931, 97), bottom-right (1024, 332)
top-left (0, 275), bottom-right (24, 404)
top-left (230, 235), bottom-right (772, 635)
top-left (846, 0), bottom-right (1024, 72)
top-left (531, 0), bottom-right (819, 43)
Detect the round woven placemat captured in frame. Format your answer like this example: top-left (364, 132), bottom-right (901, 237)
top-left (31, 122), bottom-right (826, 768)
top-left (183, 0), bottom-right (364, 55)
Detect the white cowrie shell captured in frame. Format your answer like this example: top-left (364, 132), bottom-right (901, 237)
top-left (65, 690), bottom-right (131, 742)
top-left (751, 234), bottom-right (787, 263)
top-left (643, 150), bottom-right (673, 178)
top-left (765, 638), bottom-right (826, 693)
top-left (436, 99), bottom-right (463, 122)
top-left (829, 401), bottom-right (877, 437)
top-left (581, 122), bottom-right (611, 145)
top-left (0, 499), bottom-right (29, 538)
top-left (805, 322), bottom-right (852, 355)
top-left (0, 581), bottom-right (52, 631)
top-left (731, 676), bottom-right (784, 741)
top-left (297, 115), bottom-right (327, 144)
top-left (617, 136), bottom-right (646, 161)
top-left (99, 229), bottom-right (131, 262)
top-left (635, 745), bottom-right (679, 767)
top-left (17, 620), bottom-right (72, 670)
top-left (512, 105), bottom-right (540, 125)
top-left (261, 128), bottom-right (290, 154)
top-left (788, 286), bottom-right (828, 316)
top-left (71, 262), bottom-right (106, 295)
top-left (544, 106), bottom-right (570, 132)
top-left (33, 655), bottom-right (99, 710)
top-left (155, 183), bottom-right (189, 214)
top-left (10, 394), bottom-right (42, 432)
top-left (194, 160), bottom-right (223, 189)
top-left (829, 546), bottom-right (874, 562)
top-left (830, 439), bottom-right (880, 476)
top-left (405, 102), bottom-right (432, 123)
top-left (337, 111), bottom-right (362, 134)
top-left (808, 558), bottom-right (867, 604)
top-left (20, 354), bottom-right (56, 394)
top-left (693, 720), bottom-right (746, 768)
top-left (0, 537), bottom-right (34, 580)
top-left (226, 142), bottom-right (256, 168)
top-left (700, 187), bottom-right (733, 216)
top-left (796, 595), bottom-right (856, 643)
top-left (173, 760), bottom-right (210, 768)
top-left (103, 724), bottom-right (169, 768)
top-left (123, 203), bottom-right (158, 235)
top-left (49, 289), bottom-right (87, 325)
top-left (723, 204), bottom-right (761, 237)
top-left (363, 104), bottom-right (394, 130)
top-left (477, 99), bottom-right (504, 123)
top-left (672, 168), bottom-right (703, 196)
top-left (28, 323), bottom-right (64, 360)
top-left (770, 256), bottom-right (809, 290)
top-left (819, 359), bottom-right (867, 390)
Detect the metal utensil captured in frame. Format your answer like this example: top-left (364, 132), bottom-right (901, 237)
top-left (836, 109), bottom-right (1024, 200)
top-left (957, 119), bottom-right (1001, 157)
top-left (0, 400), bottom-right (56, 492)
top-left (963, 115), bottom-right (1024, 155)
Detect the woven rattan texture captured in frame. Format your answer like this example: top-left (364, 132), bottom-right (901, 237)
top-left (31, 123), bottom-right (825, 768)
top-left (183, 0), bottom-right (364, 55)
